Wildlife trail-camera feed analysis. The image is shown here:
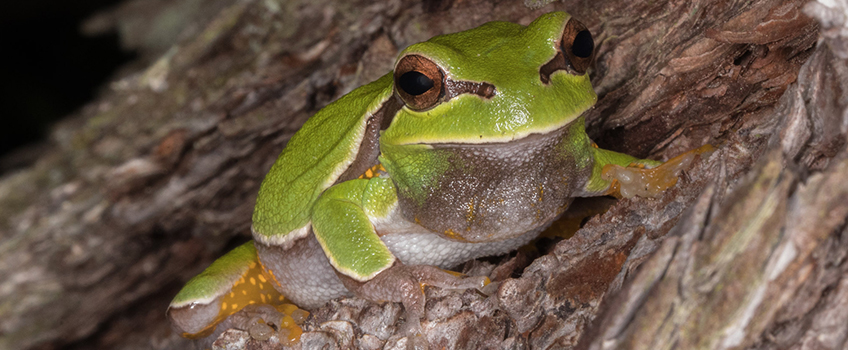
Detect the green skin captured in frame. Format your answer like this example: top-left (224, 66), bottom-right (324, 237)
top-left (168, 11), bottom-right (665, 338)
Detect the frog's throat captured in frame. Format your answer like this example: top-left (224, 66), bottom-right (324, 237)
top-left (392, 117), bottom-right (594, 243)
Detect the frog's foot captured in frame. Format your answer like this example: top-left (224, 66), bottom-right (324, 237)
top-left (167, 242), bottom-right (307, 346)
top-left (347, 264), bottom-right (488, 324)
top-left (602, 144), bottom-right (715, 198)
top-left (189, 304), bottom-right (309, 349)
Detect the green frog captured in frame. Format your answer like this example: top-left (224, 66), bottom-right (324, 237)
top-left (167, 11), bottom-right (707, 340)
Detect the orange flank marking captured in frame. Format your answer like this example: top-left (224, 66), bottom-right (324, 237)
top-left (258, 260), bottom-right (284, 289)
top-left (358, 163), bottom-right (387, 179)
top-left (184, 256), bottom-right (293, 340)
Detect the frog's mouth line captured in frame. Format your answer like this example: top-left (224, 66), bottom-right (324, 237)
top-left (421, 116), bottom-right (578, 149)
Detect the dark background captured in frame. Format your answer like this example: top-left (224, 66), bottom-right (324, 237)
top-left (0, 0), bottom-right (135, 166)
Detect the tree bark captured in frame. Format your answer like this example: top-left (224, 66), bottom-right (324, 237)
top-left (0, 0), bottom-right (840, 349)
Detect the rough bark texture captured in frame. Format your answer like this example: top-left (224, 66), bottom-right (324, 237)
top-left (0, 0), bottom-right (842, 349)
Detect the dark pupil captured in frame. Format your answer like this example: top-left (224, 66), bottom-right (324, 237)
top-left (398, 71), bottom-right (434, 96)
top-left (571, 30), bottom-right (594, 58)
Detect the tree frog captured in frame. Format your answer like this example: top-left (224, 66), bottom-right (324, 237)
top-left (168, 11), bottom-right (707, 340)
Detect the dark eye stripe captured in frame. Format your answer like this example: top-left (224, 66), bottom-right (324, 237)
top-left (394, 54), bottom-right (495, 111)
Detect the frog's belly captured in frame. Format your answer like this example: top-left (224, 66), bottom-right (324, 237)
top-left (376, 218), bottom-right (542, 269)
top-left (258, 218), bottom-right (544, 309)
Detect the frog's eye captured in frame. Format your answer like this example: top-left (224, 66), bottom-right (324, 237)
top-left (540, 18), bottom-right (594, 83)
top-left (560, 18), bottom-right (594, 74)
top-left (394, 55), bottom-right (444, 110)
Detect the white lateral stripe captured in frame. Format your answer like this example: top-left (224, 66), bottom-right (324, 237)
top-left (252, 223), bottom-right (311, 249)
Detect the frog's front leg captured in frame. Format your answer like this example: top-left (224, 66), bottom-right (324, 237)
top-left (312, 177), bottom-right (488, 320)
top-left (582, 144), bottom-right (714, 198)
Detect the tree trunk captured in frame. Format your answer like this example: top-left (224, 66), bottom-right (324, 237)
top-left (0, 0), bottom-right (842, 349)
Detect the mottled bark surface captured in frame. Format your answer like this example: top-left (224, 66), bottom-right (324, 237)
top-left (0, 0), bottom-right (842, 349)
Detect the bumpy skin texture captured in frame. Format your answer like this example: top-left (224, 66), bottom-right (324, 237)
top-left (387, 116), bottom-right (596, 242)
top-left (168, 11), bottom-right (677, 340)
top-left (255, 237), bottom-right (349, 309)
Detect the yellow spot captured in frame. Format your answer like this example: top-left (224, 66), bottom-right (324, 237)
top-left (258, 275), bottom-right (267, 283)
top-left (466, 198), bottom-right (475, 223)
top-left (259, 283), bottom-right (265, 290)
top-left (249, 300), bottom-right (255, 304)
top-left (242, 290), bottom-right (247, 295)
top-left (221, 302), bottom-right (228, 310)
top-left (258, 260), bottom-right (283, 288)
top-left (249, 262), bottom-right (257, 269)
top-left (538, 184), bottom-right (544, 202)
top-left (279, 295), bottom-right (285, 301)
top-left (231, 303), bottom-right (238, 310)
top-left (250, 277), bottom-right (256, 285)
top-left (358, 163), bottom-right (387, 179)
top-left (230, 292), bottom-right (235, 298)
top-left (443, 229), bottom-right (468, 242)
top-left (261, 294), bottom-right (267, 303)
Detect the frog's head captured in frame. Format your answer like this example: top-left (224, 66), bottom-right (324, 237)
top-left (381, 11), bottom-right (597, 146)
top-left (378, 12), bottom-right (600, 242)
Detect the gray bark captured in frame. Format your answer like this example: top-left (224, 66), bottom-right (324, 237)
top-left (0, 0), bottom-right (841, 349)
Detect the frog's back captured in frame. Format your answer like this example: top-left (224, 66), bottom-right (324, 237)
top-left (251, 74), bottom-right (393, 245)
